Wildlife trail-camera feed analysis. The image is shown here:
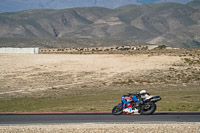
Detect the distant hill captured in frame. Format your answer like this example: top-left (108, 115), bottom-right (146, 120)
top-left (0, 0), bottom-right (194, 13)
top-left (0, 1), bottom-right (200, 48)
top-left (187, 0), bottom-right (200, 9)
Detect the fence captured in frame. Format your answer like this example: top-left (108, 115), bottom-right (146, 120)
top-left (39, 45), bottom-right (152, 53)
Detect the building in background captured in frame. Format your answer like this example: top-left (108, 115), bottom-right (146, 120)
top-left (0, 48), bottom-right (39, 54)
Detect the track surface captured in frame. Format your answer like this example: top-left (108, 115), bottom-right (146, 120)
top-left (0, 112), bottom-right (200, 124)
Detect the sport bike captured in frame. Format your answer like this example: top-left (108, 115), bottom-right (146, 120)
top-left (112, 93), bottom-right (161, 115)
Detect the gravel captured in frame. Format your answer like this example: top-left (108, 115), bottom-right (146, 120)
top-left (0, 123), bottom-right (200, 133)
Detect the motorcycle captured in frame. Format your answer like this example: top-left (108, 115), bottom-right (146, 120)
top-left (112, 93), bottom-right (161, 115)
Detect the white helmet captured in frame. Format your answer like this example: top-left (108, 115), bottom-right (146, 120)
top-left (140, 90), bottom-right (147, 95)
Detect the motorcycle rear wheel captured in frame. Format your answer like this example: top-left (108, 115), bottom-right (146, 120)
top-left (112, 104), bottom-right (123, 115)
top-left (140, 102), bottom-right (156, 115)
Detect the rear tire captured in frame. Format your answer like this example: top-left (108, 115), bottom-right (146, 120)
top-left (112, 104), bottom-right (123, 115)
top-left (140, 102), bottom-right (156, 115)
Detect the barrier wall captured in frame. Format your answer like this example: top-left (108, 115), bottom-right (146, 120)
top-left (0, 48), bottom-right (39, 54)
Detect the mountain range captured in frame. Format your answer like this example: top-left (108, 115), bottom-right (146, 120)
top-left (0, 0), bottom-right (200, 48)
top-left (0, 0), bottom-right (194, 13)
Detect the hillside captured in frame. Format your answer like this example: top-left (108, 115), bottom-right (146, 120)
top-left (187, 0), bottom-right (200, 9)
top-left (0, 0), bottom-right (193, 13)
top-left (0, 1), bottom-right (200, 48)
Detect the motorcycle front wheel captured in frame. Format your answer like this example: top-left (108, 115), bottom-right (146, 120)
top-left (112, 104), bottom-right (123, 115)
top-left (140, 102), bottom-right (156, 115)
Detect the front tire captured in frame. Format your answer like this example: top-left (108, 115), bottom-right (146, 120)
top-left (140, 102), bottom-right (156, 115)
top-left (112, 104), bottom-right (123, 115)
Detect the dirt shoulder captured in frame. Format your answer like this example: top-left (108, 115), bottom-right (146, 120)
top-left (0, 54), bottom-right (181, 97)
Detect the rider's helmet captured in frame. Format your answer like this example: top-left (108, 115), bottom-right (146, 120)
top-left (140, 90), bottom-right (150, 98)
top-left (140, 90), bottom-right (147, 95)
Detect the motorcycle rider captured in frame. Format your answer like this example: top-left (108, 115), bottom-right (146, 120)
top-left (140, 90), bottom-right (150, 99)
top-left (122, 90), bottom-right (150, 114)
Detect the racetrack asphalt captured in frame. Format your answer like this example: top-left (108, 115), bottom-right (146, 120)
top-left (0, 112), bottom-right (199, 124)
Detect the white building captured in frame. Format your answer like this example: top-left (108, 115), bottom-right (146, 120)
top-left (0, 48), bottom-right (39, 54)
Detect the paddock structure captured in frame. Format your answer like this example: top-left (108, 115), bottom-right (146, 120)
top-left (0, 48), bottom-right (39, 54)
